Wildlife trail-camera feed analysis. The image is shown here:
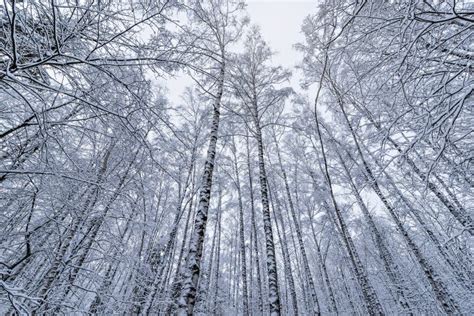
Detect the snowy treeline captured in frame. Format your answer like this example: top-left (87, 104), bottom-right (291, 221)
top-left (1, 0), bottom-right (472, 315)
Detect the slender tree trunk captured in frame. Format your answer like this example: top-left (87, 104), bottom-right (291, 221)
top-left (337, 98), bottom-right (462, 314)
top-left (284, 206), bottom-right (311, 314)
top-left (253, 116), bottom-right (282, 315)
top-left (365, 148), bottom-right (473, 292)
top-left (88, 206), bottom-right (136, 314)
top-left (200, 209), bottom-right (218, 313)
top-left (59, 151), bottom-right (138, 310)
top-left (211, 188), bottom-right (223, 314)
top-left (339, 266), bottom-right (358, 314)
top-left (231, 138), bottom-right (250, 315)
top-left (32, 146), bottom-right (112, 313)
top-left (273, 135), bottom-right (321, 315)
top-left (270, 188), bottom-right (299, 315)
top-left (312, 69), bottom-right (384, 314)
top-left (351, 97), bottom-right (473, 235)
top-left (140, 152), bottom-right (197, 314)
top-left (307, 207), bottom-right (338, 314)
top-left (246, 135), bottom-right (264, 315)
top-left (175, 61), bottom-right (225, 315)
top-left (165, 188), bottom-right (197, 314)
top-left (335, 148), bottom-right (413, 313)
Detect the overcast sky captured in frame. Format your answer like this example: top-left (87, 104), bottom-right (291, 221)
top-left (162, 1), bottom-right (317, 103)
top-left (247, 0), bottom-right (317, 101)
top-left (247, 0), bottom-right (316, 68)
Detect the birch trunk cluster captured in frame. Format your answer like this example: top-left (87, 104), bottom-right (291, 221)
top-left (1, 0), bottom-right (472, 315)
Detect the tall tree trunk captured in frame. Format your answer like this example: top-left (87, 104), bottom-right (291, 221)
top-left (246, 135), bottom-right (264, 315)
top-left (273, 134), bottom-right (321, 315)
top-left (88, 205), bottom-right (136, 314)
top-left (199, 208), bottom-right (218, 313)
top-left (270, 187), bottom-right (299, 315)
top-left (175, 61), bottom-right (225, 315)
top-left (306, 206), bottom-right (338, 314)
top-left (335, 148), bottom-right (413, 313)
top-left (59, 150), bottom-right (138, 310)
top-left (351, 97), bottom-right (473, 235)
top-left (364, 148), bottom-right (473, 292)
top-left (253, 114), bottom-right (282, 315)
top-left (312, 65), bottom-right (384, 314)
top-left (32, 145), bottom-right (113, 313)
top-left (211, 188), bottom-right (223, 314)
top-left (337, 98), bottom-right (462, 314)
top-left (231, 138), bottom-right (250, 315)
top-left (140, 151), bottom-right (197, 314)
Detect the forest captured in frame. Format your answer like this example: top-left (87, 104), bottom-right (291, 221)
top-left (0, 0), bottom-right (473, 315)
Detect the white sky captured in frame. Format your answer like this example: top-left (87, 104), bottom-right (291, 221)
top-left (247, 0), bottom-right (317, 98)
top-left (246, 0), bottom-right (316, 69)
top-left (163, 0), bottom-right (317, 102)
